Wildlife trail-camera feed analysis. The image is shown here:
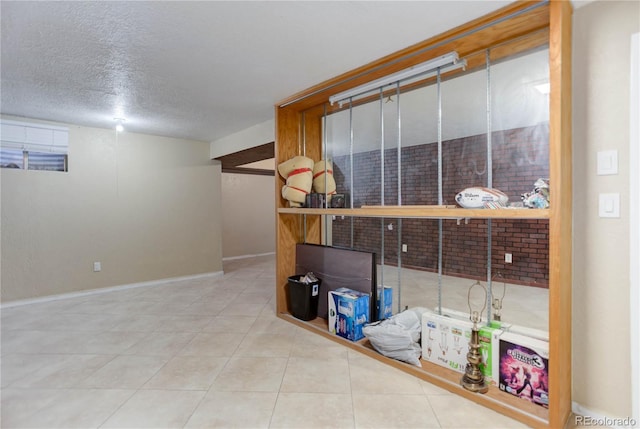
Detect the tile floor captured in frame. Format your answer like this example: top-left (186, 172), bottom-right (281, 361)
top-left (2, 254), bottom-right (538, 428)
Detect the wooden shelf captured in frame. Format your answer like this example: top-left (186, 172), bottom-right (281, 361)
top-left (278, 206), bottom-right (549, 220)
top-left (280, 312), bottom-right (549, 428)
top-left (274, 2), bottom-right (572, 427)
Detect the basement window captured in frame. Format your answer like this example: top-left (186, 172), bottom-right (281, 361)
top-left (0, 148), bottom-right (24, 169)
top-left (0, 120), bottom-right (69, 172)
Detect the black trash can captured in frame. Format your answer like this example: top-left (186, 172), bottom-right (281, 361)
top-left (287, 275), bottom-right (321, 321)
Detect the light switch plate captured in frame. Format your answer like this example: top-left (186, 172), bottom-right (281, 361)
top-left (597, 150), bottom-right (618, 175)
top-left (599, 193), bottom-right (620, 218)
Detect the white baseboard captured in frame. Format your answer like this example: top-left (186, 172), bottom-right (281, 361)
top-left (223, 252), bottom-right (275, 261)
top-left (572, 402), bottom-right (638, 428)
top-left (0, 270), bottom-right (224, 309)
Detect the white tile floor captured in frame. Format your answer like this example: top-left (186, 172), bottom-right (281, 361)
top-left (1, 254), bottom-right (533, 429)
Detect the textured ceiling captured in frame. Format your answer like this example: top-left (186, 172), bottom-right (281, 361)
top-left (1, 1), bottom-right (513, 144)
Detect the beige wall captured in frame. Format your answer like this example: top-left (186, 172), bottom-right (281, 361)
top-left (210, 119), bottom-right (273, 159)
top-left (573, 0), bottom-right (639, 418)
top-left (221, 171), bottom-right (274, 258)
top-left (1, 117), bottom-right (223, 302)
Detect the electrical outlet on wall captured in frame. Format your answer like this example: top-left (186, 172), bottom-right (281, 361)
top-left (504, 253), bottom-right (512, 264)
top-left (402, 244), bottom-right (408, 253)
top-left (93, 262), bottom-right (101, 272)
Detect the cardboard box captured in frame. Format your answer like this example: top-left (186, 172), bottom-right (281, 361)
top-left (498, 332), bottom-right (550, 408)
top-left (377, 286), bottom-right (393, 320)
top-left (421, 312), bottom-right (472, 374)
top-left (432, 306), bottom-right (548, 342)
top-left (328, 288), bottom-right (370, 341)
top-left (428, 307), bottom-right (502, 382)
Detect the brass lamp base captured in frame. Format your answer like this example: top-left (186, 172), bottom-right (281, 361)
top-left (461, 321), bottom-right (489, 394)
top-left (461, 370), bottom-right (489, 394)
top-left (462, 282), bottom-right (490, 394)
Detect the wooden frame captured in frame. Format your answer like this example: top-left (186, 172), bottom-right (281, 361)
top-left (274, 1), bottom-right (572, 427)
top-left (215, 142), bottom-right (275, 176)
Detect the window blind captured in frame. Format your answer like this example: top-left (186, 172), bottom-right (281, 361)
top-left (0, 119), bottom-right (69, 154)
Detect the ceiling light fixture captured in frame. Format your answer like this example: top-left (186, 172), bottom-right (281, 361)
top-left (329, 51), bottom-right (466, 107)
top-left (114, 118), bottom-right (125, 132)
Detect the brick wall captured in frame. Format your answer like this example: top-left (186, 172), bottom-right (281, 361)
top-left (331, 124), bottom-right (550, 288)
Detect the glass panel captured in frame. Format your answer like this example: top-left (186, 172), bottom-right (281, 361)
top-left (398, 218), bottom-right (440, 311)
top-left (441, 51), bottom-right (489, 202)
top-left (435, 52), bottom-right (491, 324)
top-left (325, 104), bottom-right (352, 249)
top-left (370, 217), bottom-right (397, 317)
top-left (487, 45), bottom-right (550, 332)
top-left (324, 105), bottom-right (351, 208)
top-left (440, 219), bottom-right (488, 318)
top-left (491, 47), bottom-right (550, 201)
top-left (382, 87), bottom-right (399, 206)
top-left (490, 219), bottom-right (549, 331)
top-left (352, 97), bottom-right (382, 208)
top-left (324, 44), bottom-right (551, 332)
top-left (28, 151), bottom-right (67, 172)
top-left (380, 87), bottom-right (400, 315)
top-left (1, 148), bottom-right (24, 169)
top-left (400, 81), bottom-right (439, 205)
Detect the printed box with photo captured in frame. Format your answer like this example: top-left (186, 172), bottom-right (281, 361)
top-left (328, 288), bottom-right (370, 342)
top-left (498, 332), bottom-right (550, 408)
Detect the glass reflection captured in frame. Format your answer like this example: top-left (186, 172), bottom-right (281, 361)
top-left (322, 46), bottom-right (550, 332)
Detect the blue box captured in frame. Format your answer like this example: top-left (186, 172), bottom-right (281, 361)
top-left (328, 288), bottom-right (370, 341)
top-left (377, 286), bottom-right (393, 320)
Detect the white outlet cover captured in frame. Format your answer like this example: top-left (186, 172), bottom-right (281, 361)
top-left (597, 150), bottom-right (618, 175)
top-left (599, 193), bottom-right (620, 218)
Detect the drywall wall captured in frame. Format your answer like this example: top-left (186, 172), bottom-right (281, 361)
top-left (573, 0), bottom-right (639, 419)
top-left (221, 171), bottom-right (275, 258)
top-left (630, 30), bottom-right (640, 425)
top-left (210, 119), bottom-right (274, 159)
top-left (1, 117), bottom-right (223, 302)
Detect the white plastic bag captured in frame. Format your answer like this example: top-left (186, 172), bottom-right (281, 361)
top-left (363, 309), bottom-right (424, 366)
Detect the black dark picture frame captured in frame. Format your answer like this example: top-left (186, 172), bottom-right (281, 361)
top-left (295, 243), bottom-right (377, 322)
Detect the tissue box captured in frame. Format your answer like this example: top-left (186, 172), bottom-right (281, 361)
top-left (328, 288), bottom-right (370, 341)
top-left (498, 332), bottom-right (550, 408)
top-left (377, 286), bottom-right (393, 320)
top-left (421, 312), bottom-right (472, 374)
